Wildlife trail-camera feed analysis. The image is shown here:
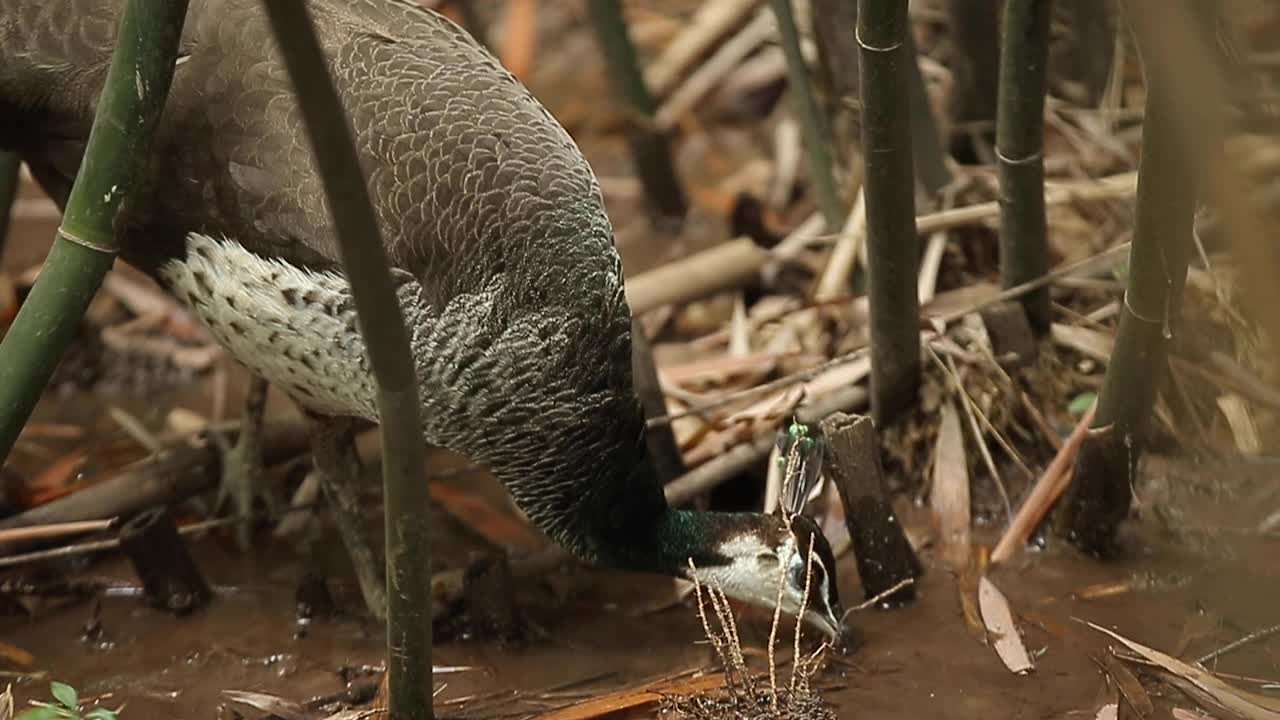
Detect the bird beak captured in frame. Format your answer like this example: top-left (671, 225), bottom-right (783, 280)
top-left (805, 601), bottom-right (847, 646)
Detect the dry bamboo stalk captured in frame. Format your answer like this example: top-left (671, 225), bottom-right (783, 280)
top-left (645, 0), bottom-right (764, 99)
top-left (626, 236), bottom-right (768, 314)
top-left (814, 187), bottom-right (867, 301)
top-left (655, 9), bottom-right (775, 130)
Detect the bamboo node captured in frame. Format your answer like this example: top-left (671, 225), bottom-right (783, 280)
top-left (55, 226), bottom-right (118, 254)
top-left (853, 25), bottom-right (902, 53)
top-left (994, 147), bottom-right (1044, 167)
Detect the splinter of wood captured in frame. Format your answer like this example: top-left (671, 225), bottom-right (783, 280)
top-left (819, 412), bottom-right (921, 604)
top-left (118, 507), bottom-right (212, 615)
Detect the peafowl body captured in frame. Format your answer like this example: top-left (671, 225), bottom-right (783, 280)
top-left (0, 0), bottom-right (845, 638)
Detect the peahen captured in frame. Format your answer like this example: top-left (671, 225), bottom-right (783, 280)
top-left (0, 0), bottom-right (846, 640)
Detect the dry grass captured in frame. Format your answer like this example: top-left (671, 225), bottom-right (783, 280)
top-left (660, 548), bottom-right (836, 720)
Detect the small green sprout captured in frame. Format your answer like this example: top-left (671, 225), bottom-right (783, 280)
top-left (16, 681), bottom-right (121, 720)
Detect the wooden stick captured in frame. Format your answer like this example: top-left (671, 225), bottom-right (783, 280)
top-left (118, 507), bottom-right (212, 615)
top-left (0, 519), bottom-right (115, 545)
top-left (990, 403), bottom-right (1097, 564)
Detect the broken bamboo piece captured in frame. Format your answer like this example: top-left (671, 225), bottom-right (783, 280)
top-left (118, 507), bottom-right (213, 615)
top-left (818, 412), bottom-right (920, 603)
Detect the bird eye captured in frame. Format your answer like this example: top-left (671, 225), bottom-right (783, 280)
top-left (789, 559), bottom-right (826, 590)
top-left (789, 563), bottom-right (806, 589)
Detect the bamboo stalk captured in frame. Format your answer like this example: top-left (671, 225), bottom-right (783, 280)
top-left (586, 0), bottom-right (687, 222)
top-left (995, 0), bottom-right (1053, 334)
top-left (947, 0), bottom-right (1000, 130)
top-left (770, 0), bottom-right (843, 232)
top-left (1056, 0), bottom-right (1201, 556)
top-left (904, 32), bottom-right (953, 195)
top-left (0, 151), bottom-right (19, 258)
top-left (258, 3), bottom-right (433, 718)
top-left (857, 0), bottom-right (921, 425)
top-left (0, 0), bottom-right (190, 463)
top-left (809, 0), bottom-right (862, 159)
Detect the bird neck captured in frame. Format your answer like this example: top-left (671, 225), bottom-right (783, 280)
top-left (604, 506), bottom-right (771, 579)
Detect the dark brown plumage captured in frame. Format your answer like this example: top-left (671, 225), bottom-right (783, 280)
top-left (0, 0), bottom-right (845, 639)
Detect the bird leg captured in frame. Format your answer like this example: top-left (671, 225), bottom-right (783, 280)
top-left (306, 413), bottom-right (388, 620)
top-left (215, 374), bottom-right (273, 549)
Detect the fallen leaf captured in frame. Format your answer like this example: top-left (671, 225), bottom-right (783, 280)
top-left (1104, 652), bottom-right (1154, 717)
top-left (931, 400), bottom-right (970, 571)
top-left (1085, 621), bottom-right (1280, 720)
top-left (0, 641), bottom-right (33, 668)
top-left (1215, 394), bottom-right (1261, 455)
top-left (978, 576), bottom-right (1034, 674)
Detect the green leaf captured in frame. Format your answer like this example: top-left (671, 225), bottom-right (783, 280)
top-left (16, 706), bottom-right (71, 720)
top-left (49, 683), bottom-right (78, 711)
top-left (85, 708), bottom-right (120, 720)
top-left (1069, 392), bottom-right (1097, 416)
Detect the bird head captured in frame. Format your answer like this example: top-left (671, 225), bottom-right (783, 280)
top-left (681, 512), bottom-right (845, 644)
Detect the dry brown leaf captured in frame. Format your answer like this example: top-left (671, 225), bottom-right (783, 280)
top-left (0, 641), bottom-right (33, 668)
top-left (1086, 621), bottom-right (1280, 720)
top-left (978, 576), bottom-right (1035, 674)
top-left (931, 400), bottom-right (971, 571)
top-left (1105, 652), bottom-right (1154, 717)
top-left (536, 672), bottom-right (726, 720)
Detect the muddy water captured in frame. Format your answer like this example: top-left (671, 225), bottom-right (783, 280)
top-left (2, 445), bottom-right (1277, 719)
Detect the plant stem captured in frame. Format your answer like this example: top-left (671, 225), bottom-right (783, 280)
top-left (1056, 0), bottom-right (1200, 555)
top-left (996, 0), bottom-right (1052, 334)
top-left (0, 0), bottom-right (189, 464)
top-left (857, 0), bottom-right (921, 425)
top-left (0, 151), bottom-right (19, 258)
top-left (258, 3), bottom-right (432, 718)
top-left (948, 0), bottom-right (1000, 125)
top-left (809, 0), bottom-right (862, 169)
top-left (904, 31), bottom-right (954, 195)
top-left (586, 0), bottom-right (687, 223)
top-left (770, 0), bottom-right (844, 232)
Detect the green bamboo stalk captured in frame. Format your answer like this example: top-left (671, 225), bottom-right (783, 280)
top-left (996, 0), bottom-right (1052, 334)
top-left (258, 3), bottom-right (432, 718)
top-left (904, 31), bottom-right (954, 195)
top-left (0, 0), bottom-right (189, 464)
top-left (1056, 1), bottom-right (1199, 555)
top-left (809, 0), bottom-right (862, 168)
top-left (857, 0), bottom-right (921, 425)
top-left (770, 0), bottom-right (843, 232)
top-left (586, 0), bottom-right (687, 222)
top-left (0, 151), bottom-right (20, 258)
